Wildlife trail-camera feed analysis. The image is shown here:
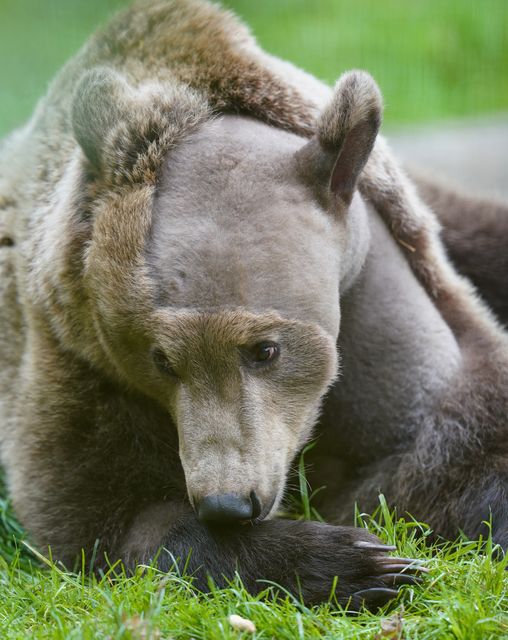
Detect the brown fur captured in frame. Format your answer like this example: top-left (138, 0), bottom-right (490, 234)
top-left (1, 0), bottom-right (507, 606)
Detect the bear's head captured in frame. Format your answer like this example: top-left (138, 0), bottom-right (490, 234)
top-left (69, 67), bottom-right (381, 523)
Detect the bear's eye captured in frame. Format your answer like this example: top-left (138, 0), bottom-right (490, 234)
top-left (152, 348), bottom-right (179, 379)
top-left (243, 341), bottom-right (280, 367)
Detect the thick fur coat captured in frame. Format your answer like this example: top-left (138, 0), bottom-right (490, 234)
top-left (1, 0), bottom-right (507, 606)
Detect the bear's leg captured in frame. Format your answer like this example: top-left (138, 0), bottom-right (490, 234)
top-left (314, 360), bottom-right (508, 548)
top-left (320, 450), bottom-right (508, 550)
top-left (314, 319), bottom-right (508, 548)
top-left (119, 501), bottom-right (424, 608)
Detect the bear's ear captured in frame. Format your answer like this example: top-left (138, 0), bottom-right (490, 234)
top-left (297, 70), bottom-right (382, 209)
top-left (71, 67), bottom-right (135, 170)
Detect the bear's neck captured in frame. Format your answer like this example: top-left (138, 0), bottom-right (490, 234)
top-left (320, 204), bottom-right (461, 459)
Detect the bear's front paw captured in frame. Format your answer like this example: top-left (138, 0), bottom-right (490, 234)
top-left (290, 523), bottom-right (426, 609)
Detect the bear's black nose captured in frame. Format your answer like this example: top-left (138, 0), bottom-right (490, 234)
top-left (196, 492), bottom-right (260, 523)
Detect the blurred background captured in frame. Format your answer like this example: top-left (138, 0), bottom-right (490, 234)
top-left (1, 0), bottom-right (507, 196)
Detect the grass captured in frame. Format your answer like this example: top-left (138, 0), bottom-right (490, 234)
top-left (1, 1), bottom-right (507, 637)
top-left (1, 466), bottom-right (508, 639)
top-left (0, 1), bottom-right (507, 137)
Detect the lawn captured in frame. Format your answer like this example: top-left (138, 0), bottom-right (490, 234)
top-left (1, 1), bottom-right (508, 638)
top-left (1, 481), bottom-right (508, 639)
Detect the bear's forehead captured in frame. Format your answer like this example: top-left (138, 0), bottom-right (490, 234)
top-left (140, 114), bottom-right (342, 336)
top-left (148, 114), bottom-right (320, 265)
top-left (156, 114), bottom-right (306, 196)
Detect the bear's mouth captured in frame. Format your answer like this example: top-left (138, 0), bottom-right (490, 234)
top-left (251, 493), bottom-right (277, 524)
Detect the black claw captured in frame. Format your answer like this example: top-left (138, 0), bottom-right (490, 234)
top-left (354, 587), bottom-right (399, 603)
top-left (353, 541), bottom-right (397, 552)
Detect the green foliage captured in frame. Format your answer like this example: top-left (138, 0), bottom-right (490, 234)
top-left (0, 0), bottom-right (507, 136)
top-left (223, 0), bottom-right (508, 125)
top-left (1, 499), bottom-right (507, 638)
top-left (0, 462), bottom-right (507, 638)
top-left (293, 441), bottom-right (326, 522)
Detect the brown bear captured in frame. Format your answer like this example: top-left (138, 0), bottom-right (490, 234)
top-left (0, 0), bottom-right (506, 608)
